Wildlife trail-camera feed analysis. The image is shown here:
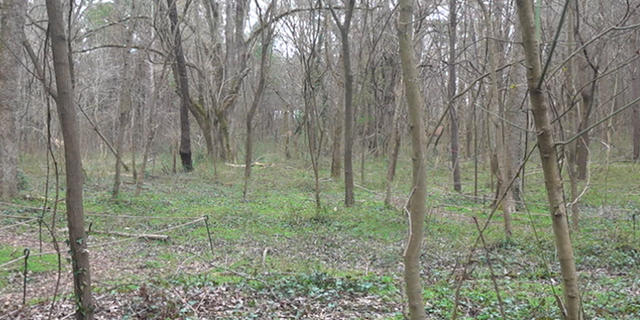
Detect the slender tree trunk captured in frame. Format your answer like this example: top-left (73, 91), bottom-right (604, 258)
top-left (360, 104), bottom-right (370, 183)
top-left (284, 109), bottom-right (292, 159)
top-left (515, 1), bottom-right (582, 318)
top-left (385, 81), bottom-right (403, 207)
top-left (332, 0), bottom-right (356, 207)
top-left (46, 0), bottom-right (94, 318)
top-left (330, 116), bottom-right (343, 178)
top-left (113, 1), bottom-right (136, 198)
top-left (137, 59), bottom-right (169, 196)
top-left (633, 16), bottom-right (640, 161)
top-left (477, 0), bottom-right (512, 238)
top-left (448, 0), bottom-right (461, 193)
top-left (243, 13), bottom-right (273, 201)
top-left (167, 0), bottom-right (193, 172)
top-left (575, 91), bottom-right (592, 180)
top-left (330, 55), bottom-right (344, 179)
top-left (398, 0), bottom-right (428, 318)
top-left (0, 0), bottom-right (26, 200)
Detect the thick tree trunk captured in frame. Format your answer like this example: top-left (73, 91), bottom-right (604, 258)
top-left (167, 0), bottom-right (193, 172)
top-left (0, 0), bottom-right (25, 200)
top-left (515, 0), bottom-right (582, 318)
top-left (398, 0), bottom-right (428, 318)
top-left (46, 0), bottom-right (94, 318)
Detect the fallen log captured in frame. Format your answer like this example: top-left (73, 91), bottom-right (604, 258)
top-left (224, 162), bottom-right (269, 168)
top-left (89, 230), bottom-right (170, 241)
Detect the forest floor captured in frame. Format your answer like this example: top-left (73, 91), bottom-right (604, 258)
top-left (1, 151), bottom-right (640, 319)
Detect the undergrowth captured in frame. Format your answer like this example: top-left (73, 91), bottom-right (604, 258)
top-left (1, 149), bottom-right (639, 319)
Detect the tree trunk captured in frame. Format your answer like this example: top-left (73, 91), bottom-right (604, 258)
top-left (448, 0), bottom-right (462, 193)
top-left (167, 0), bottom-right (193, 172)
top-left (243, 12), bottom-right (273, 201)
top-left (113, 1), bottom-right (136, 198)
top-left (385, 81), bottom-right (403, 207)
top-left (332, 0), bottom-right (356, 207)
top-left (633, 17), bottom-right (640, 161)
top-left (477, 0), bottom-right (512, 239)
top-left (330, 116), bottom-right (343, 178)
top-left (0, 0), bottom-right (26, 200)
top-left (514, 0), bottom-right (582, 318)
top-left (46, 0), bottom-right (94, 318)
top-left (398, 0), bottom-right (428, 318)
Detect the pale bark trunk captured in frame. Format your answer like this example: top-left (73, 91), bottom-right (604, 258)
top-left (0, 0), bottom-right (26, 200)
top-left (46, 0), bottom-right (94, 318)
top-left (398, 0), bottom-right (428, 318)
top-left (515, 0), bottom-right (582, 318)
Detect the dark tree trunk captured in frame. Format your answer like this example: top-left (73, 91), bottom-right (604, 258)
top-left (330, 119), bottom-right (342, 178)
top-left (46, 0), bottom-right (94, 318)
top-left (167, 0), bottom-right (193, 172)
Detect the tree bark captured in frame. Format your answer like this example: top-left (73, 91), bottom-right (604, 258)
top-left (398, 0), bottom-right (428, 318)
top-left (633, 15), bottom-right (640, 161)
top-left (477, 0), bottom-right (513, 239)
top-left (113, 1), bottom-right (136, 198)
top-left (448, 0), bottom-right (462, 193)
top-left (514, 0), bottom-right (582, 318)
top-left (385, 81), bottom-right (403, 207)
top-left (167, 0), bottom-right (193, 172)
top-left (243, 6), bottom-right (273, 201)
top-left (45, 0), bottom-right (94, 318)
top-left (331, 0), bottom-right (356, 207)
top-left (0, 0), bottom-right (26, 200)
top-left (330, 116), bottom-right (343, 178)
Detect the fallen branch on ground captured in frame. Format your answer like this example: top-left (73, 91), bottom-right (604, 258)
top-left (89, 230), bottom-right (170, 241)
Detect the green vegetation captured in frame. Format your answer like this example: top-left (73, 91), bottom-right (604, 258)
top-left (1, 150), bottom-right (639, 319)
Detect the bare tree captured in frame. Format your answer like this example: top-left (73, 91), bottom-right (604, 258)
top-left (0, 0), bottom-right (26, 200)
top-left (330, 0), bottom-right (356, 207)
top-left (633, 14), bottom-right (640, 161)
top-left (113, 0), bottom-right (138, 197)
top-left (514, 0), bottom-right (582, 318)
top-left (448, 0), bottom-right (462, 193)
top-left (243, 0), bottom-right (275, 201)
top-left (398, 0), bottom-right (428, 317)
top-left (45, 0), bottom-right (94, 318)
top-left (167, 0), bottom-right (194, 172)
